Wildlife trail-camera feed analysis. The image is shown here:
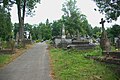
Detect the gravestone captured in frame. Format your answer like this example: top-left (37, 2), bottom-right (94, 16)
top-left (9, 39), bottom-right (15, 51)
top-left (116, 36), bottom-right (120, 50)
top-left (57, 24), bottom-right (68, 48)
top-left (67, 30), bottom-right (95, 50)
top-left (61, 24), bottom-right (66, 39)
top-left (15, 32), bottom-right (19, 47)
top-left (100, 18), bottom-right (111, 52)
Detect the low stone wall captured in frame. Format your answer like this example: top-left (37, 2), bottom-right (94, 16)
top-left (102, 51), bottom-right (120, 58)
top-left (0, 49), bottom-right (14, 54)
top-left (85, 55), bottom-right (120, 65)
top-left (72, 41), bottom-right (89, 44)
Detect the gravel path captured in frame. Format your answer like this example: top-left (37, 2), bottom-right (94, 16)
top-left (0, 42), bottom-right (51, 80)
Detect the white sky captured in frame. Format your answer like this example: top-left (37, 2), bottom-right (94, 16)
top-left (10, 0), bottom-right (120, 28)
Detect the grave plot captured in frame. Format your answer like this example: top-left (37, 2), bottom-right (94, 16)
top-left (67, 39), bottom-right (96, 50)
top-left (84, 18), bottom-right (120, 78)
top-left (0, 40), bottom-right (15, 54)
top-left (85, 18), bottom-right (120, 65)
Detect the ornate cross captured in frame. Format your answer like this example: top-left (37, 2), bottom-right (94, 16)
top-left (100, 18), bottom-right (105, 31)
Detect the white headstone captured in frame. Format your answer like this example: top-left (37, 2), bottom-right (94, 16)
top-left (62, 24), bottom-right (66, 39)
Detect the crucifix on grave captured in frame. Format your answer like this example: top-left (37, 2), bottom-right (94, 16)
top-left (100, 18), bottom-right (111, 52)
top-left (100, 18), bottom-right (105, 32)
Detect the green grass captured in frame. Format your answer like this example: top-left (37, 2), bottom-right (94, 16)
top-left (50, 48), bottom-right (118, 80)
top-left (0, 54), bottom-right (10, 65)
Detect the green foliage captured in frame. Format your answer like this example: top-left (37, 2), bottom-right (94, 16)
top-left (107, 24), bottom-right (120, 37)
top-left (39, 19), bottom-right (52, 40)
top-left (92, 26), bottom-right (101, 38)
top-left (106, 24), bottom-right (120, 44)
top-left (1, 41), bottom-right (9, 49)
top-left (17, 43), bottom-right (24, 49)
top-left (13, 23), bottom-right (19, 39)
top-left (35, 39), bottom-right (41, 43)
top-left (24, 23), bottom-right (33, 32)
top-left (13, 21), bottom-right (52, 41)
top-left (1, 0), bottom-right (41, 16)
top-left (50, 48), bottom-right (118, 80)
top-left (0, 6), bottom-right (13, 41)
top-left (0, 54), bottom-right (10, 64)
top-left (93, 0), bottom-right (120, 21)
top-left (51, 20), bottom-right (62, 37)
top-left (84, 46), bottom-right (102, 56)
top-left (62, 0), bottom-right (92, 37)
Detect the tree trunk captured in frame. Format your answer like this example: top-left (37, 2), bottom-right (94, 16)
top-left (17, 0), bottom-right (22, 42)
top-left (17, 0), bottom-right (26, 47)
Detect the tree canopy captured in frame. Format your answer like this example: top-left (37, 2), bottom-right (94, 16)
top-left (107, 24), bottom-right (120, 38)
top-left (93, 0), bottom-right (120, 22)
top-left (51, 20), bottom-right (63, 37)
top-left (62, 0), bottom-right (92, 37)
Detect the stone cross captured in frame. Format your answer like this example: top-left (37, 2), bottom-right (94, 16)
top-left (99, 18), bottom-right (111, 52)
top-left (100, 18), bottom-right (105, 32)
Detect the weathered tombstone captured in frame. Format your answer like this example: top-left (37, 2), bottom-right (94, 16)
top-left (58, 24), bottom-right (68, 48)
top-left (116, 36), bottom-right (120, 50)
top-left (15, 32), bottom-right (19, 47)
top-left (9, 39), bottom-right (15, 51)
top-left (29, 33), bottom-right (32, 40)
top-left (100, 18), bottom-right (111, 52)
top-left (114, 37), bottom-right (118, 44)
top-left (61, 24), bottom-right (66, 39)
top-left (67, 29), bottom-right (95, 50)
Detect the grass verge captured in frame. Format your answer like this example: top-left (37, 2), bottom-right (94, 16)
top-left (49, 47), bottom-right (118, 80)
top-left (0, 44), bottom-right (34, 68)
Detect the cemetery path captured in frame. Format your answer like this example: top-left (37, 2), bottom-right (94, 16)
top-left (0, 42), bottom-right (51, 80)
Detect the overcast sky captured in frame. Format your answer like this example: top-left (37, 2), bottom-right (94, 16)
top-left (10, 0), bottom-right (120, 28)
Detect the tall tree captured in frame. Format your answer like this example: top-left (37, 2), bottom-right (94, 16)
top-left (62, 0), bottom-right (91, 37)
top-left (93, 0), bottom-right (120, 21)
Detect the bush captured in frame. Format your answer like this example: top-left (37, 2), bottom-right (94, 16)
top-left (35, 40), bottom-right (41, 43)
